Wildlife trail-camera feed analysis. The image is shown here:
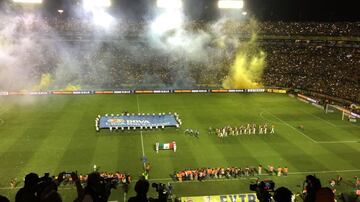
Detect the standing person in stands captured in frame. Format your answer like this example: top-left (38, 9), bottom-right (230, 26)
top-left (128, 179), bottom-right (150, 202)
top-left (72, 172), bottom-right (112, 202)
top-left (15, 173), bottom-right (39, 202)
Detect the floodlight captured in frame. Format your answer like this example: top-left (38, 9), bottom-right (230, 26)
top-left (151, 10), bottom-right (183, 34)
top-left (242, 11), bottom-right (247, 15)
top-left (218, 0), bottom-right (244, 9)
top-left (58, 9), bottom-right (64, 14)
top-left (13, 0), bottom-right (42, 4)
top-left (83, 0), bottom-right (111, 11)
top-left (92, 10), bottom-right (115, 29)
top-left (156, 0), bottom-right (182, 9)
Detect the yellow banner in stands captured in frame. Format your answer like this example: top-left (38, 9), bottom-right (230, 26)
top-left (267, 89), bottom-right (287, 94)
top-left (181, 193), bottom-right (259, 202)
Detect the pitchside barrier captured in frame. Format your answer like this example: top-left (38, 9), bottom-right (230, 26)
top-left (180, 193), bottom-right (259, 202)
top-left (0, 88), bottom-right (288, 96)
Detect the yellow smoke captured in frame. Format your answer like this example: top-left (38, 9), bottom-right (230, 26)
top-left (222, 33), bottom-right (266, 89)
top-left (63, 83), bottom-right (81, 91)
top-left (33, 73), bottom-right (52, 90)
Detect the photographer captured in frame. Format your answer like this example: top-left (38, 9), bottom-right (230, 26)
top-left (152, 183), bottom-right (169, 202)
top-left (250, 180), bottom-right (275, 202)
top-left (15, 172), bottom-right (64, 202)
top-left (303, 175), bottom-right (322, 202)
top-left (72, 172), bottom-right (114, 202)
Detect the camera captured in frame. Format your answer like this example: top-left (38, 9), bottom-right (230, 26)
top-left (152, 183), bottom-right (169, 201)
top-left (100, 177), bottom-right (119, 190)
top-left (250, 180), bottom-right (275, 202)
top-left (250, 180), bottom-right (275, 192)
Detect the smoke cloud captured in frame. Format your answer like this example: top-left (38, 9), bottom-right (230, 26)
top-left (0, 2), bottom-right (266, 91)
top-left (222, 34), bottom-right (266, 89)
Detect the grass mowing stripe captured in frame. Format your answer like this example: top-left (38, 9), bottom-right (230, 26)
top-left (264, 110), bottom-right (317, 143)
top-left (316, 140), bottom-right (359, 144)
top-left (299, 108), bottom-right (337, 127)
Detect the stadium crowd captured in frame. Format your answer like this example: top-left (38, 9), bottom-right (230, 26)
top-left (174, 165), bottom-right (288, 182)
top-left (4, 171), bottom-right (131, 202)
top-left (263, 44), bottom-right (360, 102)
top-left (2, 17), bottom-right (360, 103)
top-left (5, 18), bottom-right (360, 37)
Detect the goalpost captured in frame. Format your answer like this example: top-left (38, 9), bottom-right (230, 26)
top-left (326, 104), bottom-right (359, 122)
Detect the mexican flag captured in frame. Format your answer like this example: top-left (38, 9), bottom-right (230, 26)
top-left (156, 141), bottom-right (176, 152)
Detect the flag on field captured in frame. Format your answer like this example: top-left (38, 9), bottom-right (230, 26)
top-left (156, 141), bottom-right (176, 153)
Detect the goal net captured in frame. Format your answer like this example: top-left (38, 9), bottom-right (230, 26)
top-left (326, 104), bottom-right (359, 122)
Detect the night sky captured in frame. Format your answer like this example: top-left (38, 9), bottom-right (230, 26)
top-left (1, 0), bottom-right (359, 21)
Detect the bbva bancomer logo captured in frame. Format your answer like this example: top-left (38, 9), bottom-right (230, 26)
top-left (107, 119), bottom-right (152, 125)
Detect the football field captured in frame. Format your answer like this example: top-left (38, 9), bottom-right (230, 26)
top-left (0, 93), bottom-right (359, 201)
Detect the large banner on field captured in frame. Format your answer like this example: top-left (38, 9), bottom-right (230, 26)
top-left (181, 193), bottom-right (258, 202)
top-left (99, 114), bottom-right (179, 129)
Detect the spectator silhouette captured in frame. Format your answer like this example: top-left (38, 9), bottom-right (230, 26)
top-left (315, 188), bottom-right (335, 202)
top-left (15, 173), bottom-right (39, 202)
top-left (0, 195), bottom-right (10, 202)
top-left (274, 187), bottom-right (293, 202)
top-left (128, 179), bottom-right (150, 202)
top-left (73, 172), bottom-right (112, 202)
top-left (303, 175), bottom-right (322, 202)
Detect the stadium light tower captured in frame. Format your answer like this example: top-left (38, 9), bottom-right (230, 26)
top-left (12, 0), bottom-right (42, 3)
top-left (151, 0), bottom-right (184, 34)
top-left (83, 0), bottom-right (111, 11)
top-left (218, 0), bottom-right (244, 9)
top-left (82, 0), bottom-right (114, 30)
top-left (156, 0), bottom-right (183, 9)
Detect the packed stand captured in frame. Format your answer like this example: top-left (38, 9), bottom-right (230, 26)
top-left (1, 15), bottom-right (359, 103)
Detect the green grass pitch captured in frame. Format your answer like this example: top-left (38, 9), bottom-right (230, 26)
top-left (0, 93), bottom-right (359, 201)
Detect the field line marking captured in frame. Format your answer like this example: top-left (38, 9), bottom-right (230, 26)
top-left (263, 110), bottom-right (317, 143)
top-left (300, 109), bottom-right (337, 127)
top-left (316, 140), bottom-right (359, 144)
top-left (136, 95), bottom-right (146, 169)
top-left (259, 111), bottom-right (285, 125)
top-left (149, 169), bottom-right (360, 182)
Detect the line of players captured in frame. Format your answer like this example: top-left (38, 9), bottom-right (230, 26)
top-left (174, 165), bottom-right (288, 182)
top-left (63, 171), bottom-right (131, 186)
top-left (209, 123), bottom-right (275, 138)
top-left (184, 128), bottom-right (200, 138)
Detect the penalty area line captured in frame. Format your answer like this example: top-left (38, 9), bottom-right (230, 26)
top-left (263, 110), bottom-right (317, 143)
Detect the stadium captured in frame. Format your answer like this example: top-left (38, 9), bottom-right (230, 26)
top-left (0, 0), bottom-right (359, 201)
